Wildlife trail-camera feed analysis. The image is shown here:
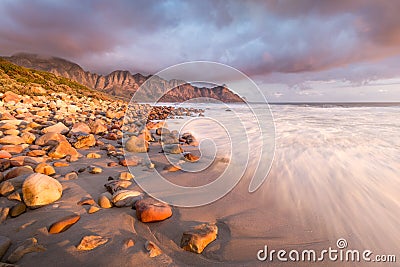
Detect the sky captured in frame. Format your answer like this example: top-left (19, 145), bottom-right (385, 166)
top-left (1, 0), bottom-right (400, 102)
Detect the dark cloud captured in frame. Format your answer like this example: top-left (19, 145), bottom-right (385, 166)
top-left (0, 0), bottom-right (399, 83)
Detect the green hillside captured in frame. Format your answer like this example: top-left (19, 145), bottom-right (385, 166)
top-left (0, 57), bottom-right (113, 100)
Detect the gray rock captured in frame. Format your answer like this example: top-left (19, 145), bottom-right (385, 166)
top-left (0, 236), bottom-right (11, 260)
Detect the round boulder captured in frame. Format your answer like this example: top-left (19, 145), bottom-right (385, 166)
top-left (22, 173), bottom-right (63, 208)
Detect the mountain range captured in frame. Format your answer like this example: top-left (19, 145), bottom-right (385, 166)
top-left (3, 53), bottom-right (243, 102)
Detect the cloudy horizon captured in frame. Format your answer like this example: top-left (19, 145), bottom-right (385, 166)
top-left (1, 0), bottom-right (400, 102)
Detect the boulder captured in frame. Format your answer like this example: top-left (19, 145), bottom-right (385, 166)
top-left (26, 149), bottom-right (47, 157)
top-left (48, 141), bottom-right (80, 160)
top-left (20, 132), bottom-right (36, 144)
top-left (48, 214), bottom-right (80, 234)
top-left (41, 122), bottom-right (69, 134)
top-left (88, 120), bottom-right (107, 134)
top-left (135, 198), bottom-right (172, 223)
top-left (112, 190), bottom-right (142, 207)
top-left (125, 136), bottom-right (148, 153)
top-left (35, 132), bottom-right (67, 146)
top-left (70, 122), bottom-right (91, 135)
top-left (4, 166), bottom-right (33, 180)
top-left (0, 151), bottom-right (12, 159)
top-left (0, 136), bottom-right (25, 145)
top-left (34, 163), bottom-right (56, 176)
top-left (1, 145), bottom-right (25, 154)
top-left (180, 223), bottom-right (218, 253)
top-left (104, 180), bottom-right (132, 194)
top-left (162, 144), bottom-right (182, 154)
top-left (73, 134), bottom-right (96, 149)
top-left (22, 173), bottom-right (63, 208)
top-left (2, 91), bottom-right (21, 103)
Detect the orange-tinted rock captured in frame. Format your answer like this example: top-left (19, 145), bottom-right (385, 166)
top-left (0, 151), bottom-right (12, 159)
top-left (163, 164), bottom-right (181, 172)
top-left (145, 241), bottom-right (162, 257)
top-left (20, 132), bottom-right (36, 144)
top-left (2, 91), bottom-right (21, 103)
top-left (0, 135), bottom-right (25, 145)
top-left (34, 163), bottom-right (56, 176)
top-left (26, 149), bottom-right (46, 157)
top-left (125, 136), bottom-right (148, 153)
top-left (180, 223), bottom-right (218, 253)
top-left (41, 122), bottom-right (69, 134)
top-left (119, 158), bottom-right (139, 167)
top-left (5, 166), bottom-right (33, 180)
top-left (22, 173), bottom-right (63, 208)
top-left (77, 235), bottom-right (108, 251)
top-left (77, 197), bottom-right (96, 206)
top-left (48, 141), bottom-right (80, 160)
top-left (35, 132), bottom-right (67, 146)
top-left (135, 198), bottom-right (172, 223)
top-left (88, 120), bottom-right (107, 135)
top-left (73, 134), bottom-right (96, 149)
top-left (1, 144), bottom-right (25, 154)
top-left (48, 214), bottom-right (80, 234)
top-left (70, 122), bottom-right (91, 135)
top-left (53, 161), bottom-right (69, 167)
top-left (183, 153), bottom-right (200, 162)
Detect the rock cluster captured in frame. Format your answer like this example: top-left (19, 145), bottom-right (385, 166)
top-left (0, 90), bottom-right (217, 264)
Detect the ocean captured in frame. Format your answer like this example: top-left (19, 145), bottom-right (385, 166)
top-left (159, 102), bottom-right (400, 264)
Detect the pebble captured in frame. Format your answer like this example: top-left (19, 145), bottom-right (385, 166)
top-left (88, 205), bottom-right (100, 214)
top-left (64, 172), bottom-right (78, 180)
top-left (53, 161), bottom-right (70, 167)
top-left (10, 202), bottom-right (27, 218)
top-left (0, 207), bottom-right (10, 223)
top-left (118, 172), bottom-right (134, 180)
top-left (98, 192), bottom-right (113, 208)
top-left (48, 214), bottom-right (80, 234)
top-left (77, 197), bottom-right (96, 206)
top-left (135, 198), bottom-right (172, 223)
top-left (89, 166), bottom-right (102, 174)
top-left (180, 223), bottom-right (218, 254)
top-left (77, 235), bottom-right (108, 251)
top-left (34, 163), bottom-right (56, 176)
top-left (145, 241), bottom-right (162, 257)
top-left (86, 152), bottom-right (101, 159)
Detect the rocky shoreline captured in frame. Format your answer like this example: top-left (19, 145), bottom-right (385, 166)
top-left (0, 91), bottom-right (219, 266)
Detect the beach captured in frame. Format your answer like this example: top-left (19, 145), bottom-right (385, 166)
top-left (1, 94), bottom-right (399, 266)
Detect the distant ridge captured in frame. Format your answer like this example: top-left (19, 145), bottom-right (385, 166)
top-left (0, 57), bottom-right (113, 100)
top-left (3, 53), bottom-right (243, 103)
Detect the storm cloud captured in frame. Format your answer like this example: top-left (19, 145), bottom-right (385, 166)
top-left (1, 0), bottom-right (400, 101)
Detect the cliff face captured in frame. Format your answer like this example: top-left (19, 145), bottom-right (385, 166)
top-left (4, 53), bottom-right (243, 102)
